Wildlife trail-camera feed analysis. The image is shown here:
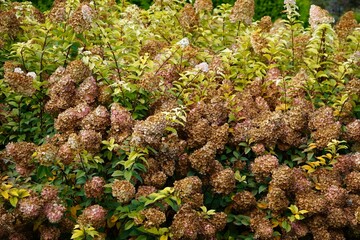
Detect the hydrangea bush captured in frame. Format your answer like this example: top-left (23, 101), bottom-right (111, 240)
top-left (0, 0), bottom-right (360, 239)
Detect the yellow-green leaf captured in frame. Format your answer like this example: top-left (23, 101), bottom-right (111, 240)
top-left (71, 229), bottom-right (84, 239)
top-left (9, 189), bottom-right (19, 197)
top-left (160, 235), bottom-right (168, 240)
top-left (9, 196), bottom-right (18, 207)
top-left (1, 190), bottom-right (9, 200)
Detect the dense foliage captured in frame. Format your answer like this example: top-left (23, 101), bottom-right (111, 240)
top-left (0, 0), bottom-right (360, 239)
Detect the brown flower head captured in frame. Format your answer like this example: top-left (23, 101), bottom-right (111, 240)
top-left (84, 176), bottom-right (106, 198)
top-left (336, 11), bottom-right (358, 40)
top-left (112, 179), bottom-right (135, 203)
top-left (54, 103), bottom-right (91, 132)
top-left (0, 11), bottom-right (20, 39)
top-left (46, 74), bottom-right (76, 113)
top-left (81, 105), bottom-right (110, 132)
top-left (44, 201), bottom-right (66, 223)
top-left (48, 1), bottom-right (66, 23)
top-left (250, 209), bottom-right (274, 240)
top-left (136, 186), bottom-right (157, 199)
top-left (65, 59), bottom-right (91, 84)
top-left (4, 67), bottom-right (36, 96)
top-left (110, 102), bottom-right (134, 133)
top-left (210, 168), bottom-right (235, 194)
top-left (75, 76), bottom-right (99, 105)
top-left (78, 204), bottom-right (107, 228)
top-left (19, 196), bottom-right (43, 219)
top-left (270, 165), bottom-right (293, 190)
top-left (345, 171), bottom-right (360, 193)
top-left (251, 154), bottom-right (279, 182)
top-left (345, 119), bottom-right (360, 142)
top-left (266, 186), bottom-right (289, 212)
top-left (174, 176), bottom-right (202, 199)
top-left (189, 142), bottom-right (216, 174)
top-left (295, 191), bottom-right (327, 215)
top-left (68, 3), bottom-right (94, 33)
top-left (194, 0), bottom-right (213, 13)
top-left (290, 221), bottom-right (309, 238)
top-left (140, 208), bottom-right (166, 228)
top-left (39, 226), bottom-right (61, 240)
top-left (79, 129), bottom-right (102, 153)
top-left (34, 143), bottom-right (58, 166)
top-left (309, 5), bottom-right (334, 29)
top-left (170, 204), bottom-right (200, 240)
top-left (232, 190), bottom-right (257, 212)
top-left (179, 4), bottom-right (198, 32)
top-left (324, 185), bottom-right (348, 207)
top-left (5, 142), bottom-right (36, 166)
top-left (230, 0), bottom-right (255, 25)
top-left (258, 16), bottom-right (272, 33)
top-left (41, 185), bottom-right (59, 202)
top-left (327, 207), bottom-right (348, 228)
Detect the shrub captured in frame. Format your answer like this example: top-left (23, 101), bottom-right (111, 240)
top-left (0, 0), bottom-right (360, 239)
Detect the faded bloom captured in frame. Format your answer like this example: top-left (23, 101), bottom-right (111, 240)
top-left (284, 0), bottom-right (296, 4)
top-left (112, 179), bottom-right (135, 203)
top-left (230, 0), bottom-right (255, 25)
top-left (140, 208), bottom-right (166, 228)
top-left (84, 176), bottom-right (106, 198)
top-left (232, 191), bottom-right (256, 212)
top-left (251, 154), bottom-right (279, 182)
top-left (81, 105), bottom-right (110, 132)
top-left (336, 11), bottom-right (358, 40)
top-left (44, 201), bottom-right (66, 223)
top-left (68, 3), bottom-right (94, 33)
top-left (250, 31), bottom-right (268, 54)
top-left (81, 4), bottom-right (93, 22)
top-left (19, 196), bottom-right (43, 219)
top-left (0, 11), bottom-right (20, 39)
top-left (210, 168), bottom-right (235, 194)
top-left (41, 185), bottom-right (59, 202)
top-left (179, 4), bottom-right (198, 31)
top-left (284, 0), bottom-right (296, 13)
top-left (75, 76), bottom-right (99, 105)
top-left (174, 176), bottom-right (202, 198)
top-left (34, 143), bottom-right (58, 166)
top-left (309, 5), bottom-right (334, 29)
top-left (39, 226), bottom-right (61, 240)
top-left (194, 0), bottom-right (213, 13)
top-left (48, 1), bottom-right (66, 23)
top-left (345, 171), bottom-right (360, 192)
top-left (110, 102), bottom-right (133, 133)
top-left (258, 16), bottom-right (272, 33)
top-left (54, 103), bottom-right (91, 132)
top-left (189, 142), bottom-right (216, 174)
top-left (79, 129), bottom-right (102, 153)
top-left (78, 205), bottom-right (107, 228)
top-left (267, 186), bottom-right (289, 212)
top-left (65, 59), bottom-right (91, 84)
top-left (4, 67), bottom-right (36, 96)
top-left (170, 204), bottom-right (200, 239)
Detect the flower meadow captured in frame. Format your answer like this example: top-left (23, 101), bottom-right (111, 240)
top-left (0, 0), bottom-right (360, 239)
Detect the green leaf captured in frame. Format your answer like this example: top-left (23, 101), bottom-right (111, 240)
top-left (282, 221), bottom-right (291, 232)
top-left (124, 220), bottom-right (134, 230)
top-left (112, 170), bottom-right (123, 177)
top-left (258, 185), bottom-right (267, 194)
